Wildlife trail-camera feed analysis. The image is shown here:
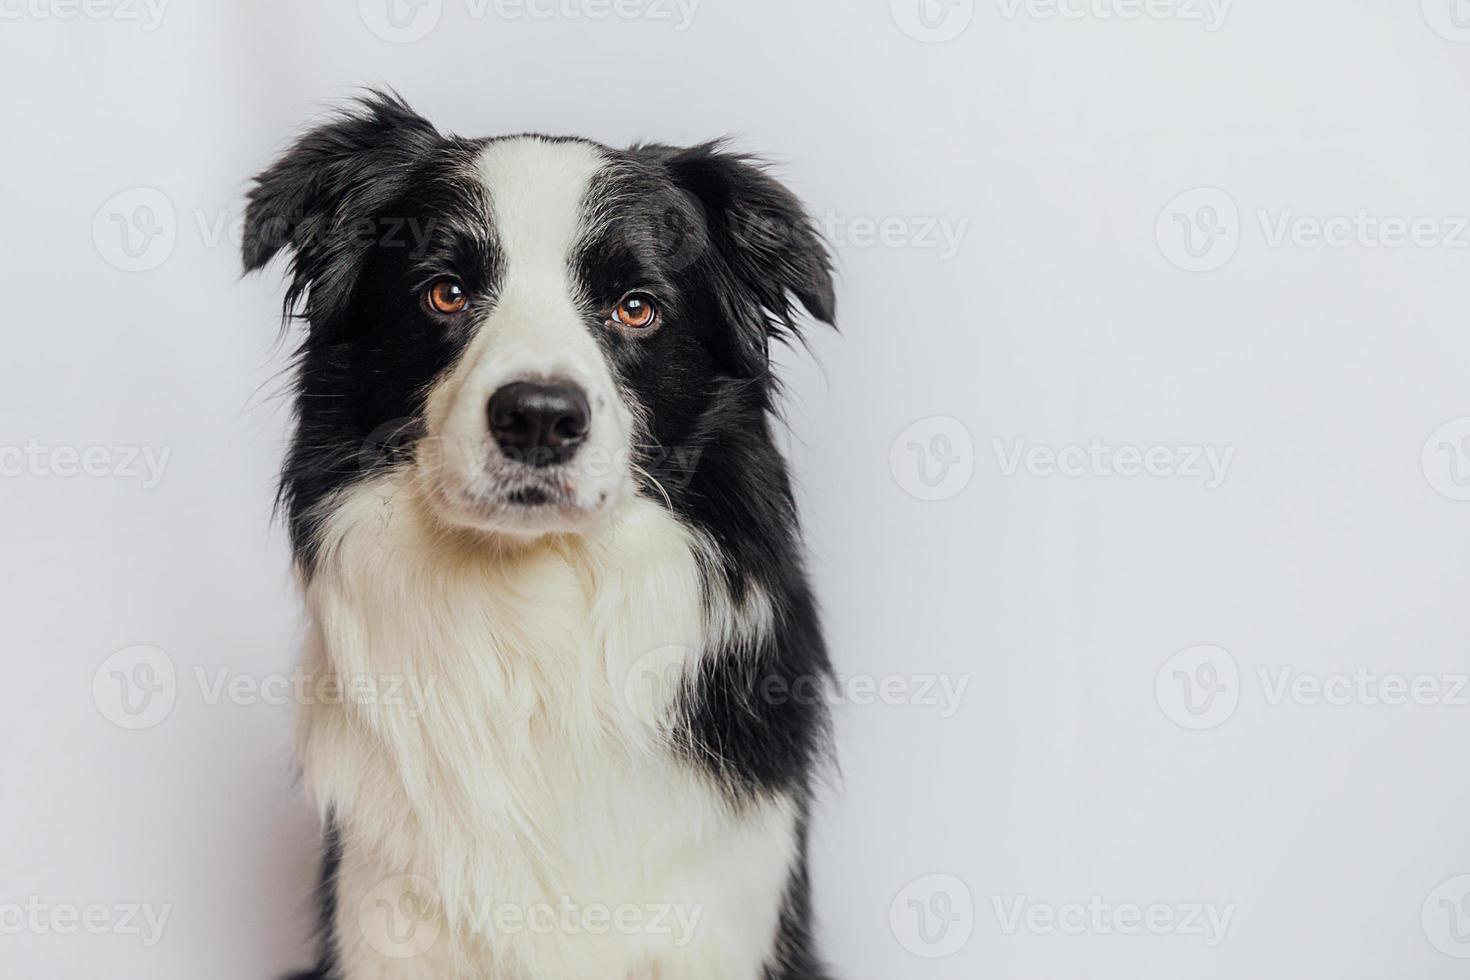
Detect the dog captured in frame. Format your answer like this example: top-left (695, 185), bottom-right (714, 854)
top-left (243, 92), bottom-right (837, 980)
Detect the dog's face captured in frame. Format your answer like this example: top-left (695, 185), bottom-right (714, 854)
top-left (244, 95), bottom-right (833, 549)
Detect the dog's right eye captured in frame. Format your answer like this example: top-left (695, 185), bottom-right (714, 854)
top-left (611, 292), bottom-right (659, 330)
top-left (426, 278), bottom-right (467, 315)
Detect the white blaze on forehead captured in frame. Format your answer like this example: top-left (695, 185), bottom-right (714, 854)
top-left (464, 135), bottom-right (616, 394)
top-left (477, 136), bottom-right (607, 292)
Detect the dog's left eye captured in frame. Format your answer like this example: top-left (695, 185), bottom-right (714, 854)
top-left (611, 292), bottom-right (659, 330)
top-left (425, 278), bottom-right (467, 315)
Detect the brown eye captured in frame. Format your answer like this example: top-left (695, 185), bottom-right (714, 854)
top-left (612, 292), bottom-right (659, 330)
top-left (426, 278), bottom-right (467, 314)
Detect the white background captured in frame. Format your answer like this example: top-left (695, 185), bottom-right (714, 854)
top-left (3, 1), bottom-right (1470, 977)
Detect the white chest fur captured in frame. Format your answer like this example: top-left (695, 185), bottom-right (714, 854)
top-left (296, 474), bottom-right (795, 980)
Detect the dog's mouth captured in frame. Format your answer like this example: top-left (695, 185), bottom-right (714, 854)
top-left (422, 461), bottom-right (616, 538)
top-left (504, 484), bottom-right (555, 507)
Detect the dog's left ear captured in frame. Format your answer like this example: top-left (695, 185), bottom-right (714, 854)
top-left (241, 91), bottom-right (441, 332)
top-left (655, 142), bottom-right (836, 374)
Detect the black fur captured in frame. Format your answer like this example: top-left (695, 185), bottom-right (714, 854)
top-left (245, 91), bottom-right (836, 979)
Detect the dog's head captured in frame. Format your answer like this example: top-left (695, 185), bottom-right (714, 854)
top-left (244, 93), bottom-right (833, 550)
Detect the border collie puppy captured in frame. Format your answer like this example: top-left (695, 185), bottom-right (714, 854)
top-left (243, 93), bottom-right (837, 980)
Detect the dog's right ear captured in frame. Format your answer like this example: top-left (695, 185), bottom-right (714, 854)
top-left (242, 91), bottom-right (439, 325)
top-left (635, 141), bottom-right (835, 377)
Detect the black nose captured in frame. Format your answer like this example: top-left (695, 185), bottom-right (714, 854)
top-left (487, 380), bottom-right (591, 467)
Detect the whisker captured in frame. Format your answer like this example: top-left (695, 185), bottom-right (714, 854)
top-left (629, 462), bottom-right (673, 510)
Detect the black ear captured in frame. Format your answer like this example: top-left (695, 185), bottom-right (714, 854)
top-left (655, 142), bottom-right (835, 372)
top-left (242, 90), bottom-right (440, 327)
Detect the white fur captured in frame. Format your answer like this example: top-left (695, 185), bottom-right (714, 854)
top-left (300, 474), bottom-right (794, 979)
top-left (295, 139), bottom-right (797, 980)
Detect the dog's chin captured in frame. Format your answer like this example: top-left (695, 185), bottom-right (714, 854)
top-left (421, 470), bottom-right (617, 540)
